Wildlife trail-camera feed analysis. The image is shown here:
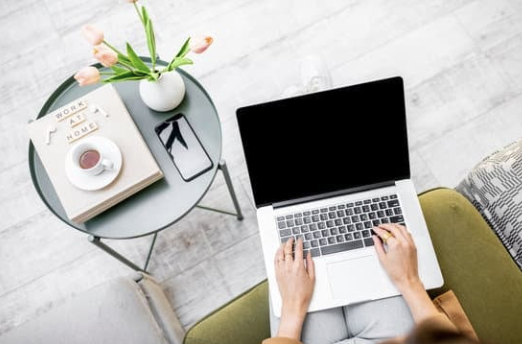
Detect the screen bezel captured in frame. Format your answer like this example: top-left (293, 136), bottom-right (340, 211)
top-left (236, 76), bottom-right (410, 208)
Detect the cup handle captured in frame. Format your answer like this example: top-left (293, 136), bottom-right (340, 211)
top-left (101, 159), bottom-right (114, 171)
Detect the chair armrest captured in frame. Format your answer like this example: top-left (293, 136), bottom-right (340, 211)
top-left (183, 280), bottom-right (270, 344)
top-left (419, 188), bottom-right (522, 344)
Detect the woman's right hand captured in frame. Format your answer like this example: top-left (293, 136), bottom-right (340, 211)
top-left (372, 223), bottom-right (421, 292)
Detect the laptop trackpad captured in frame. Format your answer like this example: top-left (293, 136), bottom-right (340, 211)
top-left (327, 255), bottom-right (383, 301)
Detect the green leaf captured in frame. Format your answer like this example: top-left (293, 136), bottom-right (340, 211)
top-left (174, 37), bottom-right (191, 59)
top-left (141, 5), bottom-right (149, 25)
top-left (146, 19), bottom-right (156, 67)
top-left (111, 65), bottom-right (128, 73)
top-left (115, 52), bottom-right (131, 64)
top-left (167, 57), bottom-right (193, 72)
top-left (126, 42), bottom-right (151, 73)
top-left (102, 71), bottom-right (146, 83)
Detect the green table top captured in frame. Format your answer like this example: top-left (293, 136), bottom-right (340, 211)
top-left (29, 60), bottom-right (222, 239)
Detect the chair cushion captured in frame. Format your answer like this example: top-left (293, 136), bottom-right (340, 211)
top-left (455, 138), bottom-right (522, 270)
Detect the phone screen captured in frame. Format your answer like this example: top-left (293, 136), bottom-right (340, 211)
top-left (155, 114), bottom-right (213, 181)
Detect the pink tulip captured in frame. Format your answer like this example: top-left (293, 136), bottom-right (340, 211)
top-left (82, 25), bottom-right (104, 46)
top-left (189, 36), bottom-right (213, 54)
top-left (74, 67), bottom-right (101, 86)
top-left (93, 45), bottom-right (118, 67)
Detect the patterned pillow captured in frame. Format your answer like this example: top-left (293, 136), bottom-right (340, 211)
top-left (455, 138), bottom-right (522, 271)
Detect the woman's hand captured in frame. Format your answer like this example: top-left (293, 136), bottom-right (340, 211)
top-left (373, 223), bottom-right (456, 326)
top-left (274, 237), bottom-right (315, 340)
top-left (372, 223), bottom-right (421, 292)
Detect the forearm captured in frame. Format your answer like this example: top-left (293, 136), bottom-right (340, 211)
top-left (277, 308), bottom-right (306, 340)
top-left (399, 280), bottom-right (457, 330)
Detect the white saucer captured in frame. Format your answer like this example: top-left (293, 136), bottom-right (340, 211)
top-left (65, 136), bottom-right (123, 191)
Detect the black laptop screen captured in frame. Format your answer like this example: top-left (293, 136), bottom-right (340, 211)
top-left (236, 76), bottom-right (410, 207)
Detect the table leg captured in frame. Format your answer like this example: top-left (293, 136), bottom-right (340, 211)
top-left (88, 235), bottom-right (148, 272)
top-left (195, 159), bottom-right (244, 220)
top-left (219, 159), bottom-right (244, 220)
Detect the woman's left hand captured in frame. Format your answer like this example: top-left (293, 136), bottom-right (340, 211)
top-left (274, 237), bottom-right (315, 339)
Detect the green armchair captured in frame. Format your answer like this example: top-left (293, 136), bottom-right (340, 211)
top-left (183, 188), bottom-right (522, 344)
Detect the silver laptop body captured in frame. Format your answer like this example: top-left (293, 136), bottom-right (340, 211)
top-left (236, 76), bottom-right (443, 317)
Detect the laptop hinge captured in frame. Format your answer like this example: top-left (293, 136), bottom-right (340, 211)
top-left (272, 180), bottom-right (396, 209)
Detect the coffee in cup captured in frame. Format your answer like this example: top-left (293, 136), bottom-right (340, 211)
top-left (79, 149), bottom-right (101, 169)
top-left (70, 140), bottom-right (113, 176)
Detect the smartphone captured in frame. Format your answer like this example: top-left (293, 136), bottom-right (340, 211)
top-left (155, 113), bottom-right (213, 181)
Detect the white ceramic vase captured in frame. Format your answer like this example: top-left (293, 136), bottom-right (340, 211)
top-left (139, 70), bottom-right (186, 112)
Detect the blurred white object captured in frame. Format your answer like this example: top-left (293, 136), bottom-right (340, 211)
top-left (281, 55), bottom-right (332, 98)
top-left (300, 55), bottom-right (332, 93)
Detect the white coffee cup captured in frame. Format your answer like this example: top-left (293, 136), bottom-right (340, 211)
top-left (71, 141), bottom-right (113, 176)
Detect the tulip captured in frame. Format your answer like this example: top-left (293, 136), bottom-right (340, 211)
top-left (74, 67), bottom-right (101, 86)
top-left (189, 35), bottom-right (213, 54)
top-left (82, 25), bottom-right (104, 46)
top-left (93, 45), bottom-right (118, 67)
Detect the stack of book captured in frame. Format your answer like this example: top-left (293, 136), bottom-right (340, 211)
top-left (28, 84), bottom-right (164, 223)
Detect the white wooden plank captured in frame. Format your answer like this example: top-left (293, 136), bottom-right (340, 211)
top-left (0, 250), bottom-right (131, 335)
top-left (0, 211), bottom-right (90, 295)
top-left (418, 93), bottom-right (522, 188)
top-left (487, 34), bottom-right (522, 94)
top-left (0, 162), bottom-right (47, 233)
top-left (0, 0), bottom-right (38, 17)
top-left (331, 14), bottom-right (476, 89)
top-left (0, 2), bottom-right (59, 65)
top-left (405, 51), bottom-right (518, 149)
top-left (455, 0), bottom-right (522, 51)
top-left (213, 232), bottom-right (267, 296)
top-left (409, 150), bottom-right (442, 194)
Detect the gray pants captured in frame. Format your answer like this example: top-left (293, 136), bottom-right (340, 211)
top-left (270, 296), bottom-right (414, 344)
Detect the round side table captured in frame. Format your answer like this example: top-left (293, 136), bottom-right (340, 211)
top-left (29, 59), bottom-right (243, 272)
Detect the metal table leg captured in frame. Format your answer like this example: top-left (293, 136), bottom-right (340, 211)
top-left (88, 234), bottom-right (158, 273)
top-left (196, 159), bottom-right (244, 220)
top-left (88, 159), bottom-right (242, 272)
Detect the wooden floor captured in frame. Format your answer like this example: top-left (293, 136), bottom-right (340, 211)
top-left (1, 0), bottom-right (522, 336)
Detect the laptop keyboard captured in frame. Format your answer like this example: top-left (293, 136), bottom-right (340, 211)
top-left (275, 194), bottom-right (405, 258)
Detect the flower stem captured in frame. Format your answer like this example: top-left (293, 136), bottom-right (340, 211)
top-left (116, 60), bottom-right (135, 71)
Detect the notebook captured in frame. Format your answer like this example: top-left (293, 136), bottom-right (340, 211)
top-left (236, 76), bottom-right (443, 317)
top-left (28, 84), bottom-right (164, 224)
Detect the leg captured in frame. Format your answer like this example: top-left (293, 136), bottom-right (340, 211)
top-left (88, 235), bottom-right (147, 272)
top-left (270, 302), bottom-right (348, 344)
top-left (342, 295), bottom-right (414, 343)
top-left (218, 159), bottom-right (243, 220)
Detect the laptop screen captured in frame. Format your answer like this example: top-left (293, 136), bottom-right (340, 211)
top-left (236, 76), bottom-right (410, 207)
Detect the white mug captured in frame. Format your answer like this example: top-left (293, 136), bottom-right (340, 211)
top-left (71, 141), bottom-right (113, 176)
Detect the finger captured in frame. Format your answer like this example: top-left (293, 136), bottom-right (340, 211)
top-left (306, 252), bottom-right (316, 280)
top-left (284, 237), bottom-right (294, 263)
top-left (274, 245), bottom-right (284, 266)
top-left (294, 237), bottom-right (304, 262)
top-left (394, 223), bottom-right (415, 246)
top-left (284, 237), bottom-right (294, 254)
top-left (372, 226), bottom-right (392, 243)
top-left (373, 235), bottom-right (386, 262)
top-left (378, 224), bottom-right (404, 242)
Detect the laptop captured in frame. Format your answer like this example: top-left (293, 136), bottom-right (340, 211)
top-left (236, 76), bottom-right (444, 317)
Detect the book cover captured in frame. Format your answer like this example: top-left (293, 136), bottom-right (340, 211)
top-left (28, 84), bottom-right (164, 223)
